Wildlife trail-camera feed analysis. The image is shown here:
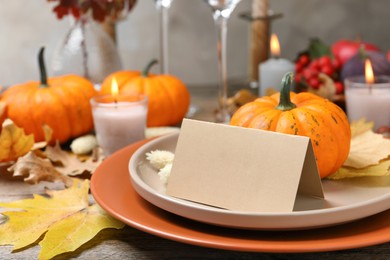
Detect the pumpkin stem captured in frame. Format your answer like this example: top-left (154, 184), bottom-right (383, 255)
top-left (38, 47), bottom-right (48, 87)
top-left (276, 72), bottom-right (296, 111)
top-left (142, 59), bottom-right (158, 77)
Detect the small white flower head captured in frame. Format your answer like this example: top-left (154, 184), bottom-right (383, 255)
top-left (145, 150), bottom-right (174, 169)
top-left (158, 163), bottom-right (172, 185)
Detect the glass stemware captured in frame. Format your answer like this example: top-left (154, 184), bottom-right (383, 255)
top-left (205, 0), bottom-right (242, 123)
top-left (154, 0), bottom-right (173, 74)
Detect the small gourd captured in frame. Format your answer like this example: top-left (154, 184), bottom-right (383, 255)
top-left (100, 60), bottom-right (190, 127)
top-left (230, 72), bottom-right (351, 178)
top-left (0, 47), bottom-right (97, 143)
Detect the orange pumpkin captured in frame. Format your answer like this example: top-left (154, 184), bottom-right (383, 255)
top-left (230, 73), bottom-right (351, 178)
top-left (0, 47), bottom-right (97, 144)
top-left (100, 60), bottom-right (190, 127)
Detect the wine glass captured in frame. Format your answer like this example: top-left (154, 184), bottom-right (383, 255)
top-left (155, 0), bottom-right (201, 118)
top-left (204, 0), bottom-right (242, 123)
top-left (154, 0), bottom-right (173, 74)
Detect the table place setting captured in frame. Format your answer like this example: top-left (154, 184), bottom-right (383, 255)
top-left (1, 0), bottom-right (390, 259)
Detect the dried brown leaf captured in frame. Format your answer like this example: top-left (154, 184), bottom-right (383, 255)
top-left (44, 143), bottom-right (104, 176)
top-left (8, 151), bottom-right (73, 187)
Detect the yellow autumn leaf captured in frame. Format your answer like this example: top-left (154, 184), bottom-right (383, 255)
top-left (38, 204), bottom-right (121, 260)
top-left (0, 120), bottom-right (34, 162)
top-left (350, 118), bottom-right (375, 138)
top-left (32, 124), bottom-right (54, 150)
top-left (327, 119), bottom-right (390, 180)
top-left (328, 159), bottom-right (390, 180)
top-left (0, 179), bottom-right (124, 259)
top-left (343, 130), bottom-right (390, 168)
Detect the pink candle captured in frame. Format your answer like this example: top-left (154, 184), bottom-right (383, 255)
top-left (91, 93), bottom-right (148, 156)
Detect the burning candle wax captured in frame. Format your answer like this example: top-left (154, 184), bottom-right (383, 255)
top-left (345, 59), bottom-right (390, 129)
top-left (259, 33), bottom-right (295, 97)
top-left (91, 79), bottom-right (148, 156)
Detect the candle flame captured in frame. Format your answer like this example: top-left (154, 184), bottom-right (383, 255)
top-left (270, 33), bottom-right (281, 57)
top-left (365, 59), bottom-right (374, 84)
top-left (111, 77), bottom-right (119, 100)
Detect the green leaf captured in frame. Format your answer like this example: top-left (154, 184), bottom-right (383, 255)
top-left (308, 38), bottom-right (332, 59)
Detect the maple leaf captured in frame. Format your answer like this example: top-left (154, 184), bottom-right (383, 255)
top-left (7, 142), bottom-right (103, 186)
top-left (350, 118), bottom-right (375, 138)
top-left (343, 130), bottom-right (390, 168)
top-left (8, 151), bottom-right (73, 187)
top-left (327, 119), bottom-right (390, 179)
top-left (32, 124), bottom-right (54, 150)
top-left (44, 142), bottom-right (104, 176)
top-left (0, 119), bottom-right (34, 163)
top-left (0, 179), bottom-right (124, 259)
top-left (328, 159), bottom-right (390, 180)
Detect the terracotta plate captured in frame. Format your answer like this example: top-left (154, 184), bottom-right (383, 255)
top-left (91, 138), bottom-right (390, 253)
top-left (128, 132), bottom-right (390, 230)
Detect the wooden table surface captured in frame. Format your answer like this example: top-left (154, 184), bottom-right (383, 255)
top-left (1, 87), bottom-right (389, 259)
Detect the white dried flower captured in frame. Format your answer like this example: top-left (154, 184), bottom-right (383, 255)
top-left (158, 163), bottom-right (172, 184)
top-left (146, 150), bottom-right (174, 169)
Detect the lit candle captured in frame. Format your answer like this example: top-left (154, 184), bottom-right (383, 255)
top-left (345, 59), bottom-right (390, 129)
top-left (91, 78), bottom-right (148, 156)
top-left (258, 33), bottom-right (295, 96)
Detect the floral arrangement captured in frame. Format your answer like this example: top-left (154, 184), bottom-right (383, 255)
top-left (48, 0), bottom-right (137, 22)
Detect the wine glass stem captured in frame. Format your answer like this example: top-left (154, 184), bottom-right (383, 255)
top-left (157, 1), bottom-right (170, 74)
top-left (213, 12), bottom-right (230, 123)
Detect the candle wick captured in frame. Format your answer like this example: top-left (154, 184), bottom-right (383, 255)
top-left (369, 84), bottom-right (372, 94)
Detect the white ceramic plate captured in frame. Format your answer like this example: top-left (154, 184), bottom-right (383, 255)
top-left (129, 132), bottom-right (390, 230)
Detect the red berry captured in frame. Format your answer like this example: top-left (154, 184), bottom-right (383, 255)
top-left (309, 59), bottom-right (321, 70)
top-left (303, 68), bottom-right (318, 80)
top-left (334, 82), bottom-right (344, 94)
top-left (308, 77), bottom-right (320, 89)
top-left (295, 63), bottom-right (303, 73)
top-left (319, 56), bottom-right (332, 67)
top-left (299, 55), bottom-right (310, 66)
top-left (332, 58), bottom-right (341, 70)
top-left (321, 65), bottom-right (334, 76)
top-left (295, 73), bottom-right (302, 82)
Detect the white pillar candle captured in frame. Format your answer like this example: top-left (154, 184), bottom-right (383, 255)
top-left (91, 94), bottom-right (148, 156)
top-left (259, 34), bottom-right (294, 97)
top-left (345, 75), bottom-right (390, 130)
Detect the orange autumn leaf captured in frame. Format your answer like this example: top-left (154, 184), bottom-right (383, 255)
top-left (0, 119), bottom-right (34, 163)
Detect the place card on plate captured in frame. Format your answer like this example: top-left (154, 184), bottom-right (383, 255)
top-left (166, 119), bottom-right (324, 213)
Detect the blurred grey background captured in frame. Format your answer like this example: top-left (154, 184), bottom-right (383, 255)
top-left (0, 0), bottom-right (389, 87)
